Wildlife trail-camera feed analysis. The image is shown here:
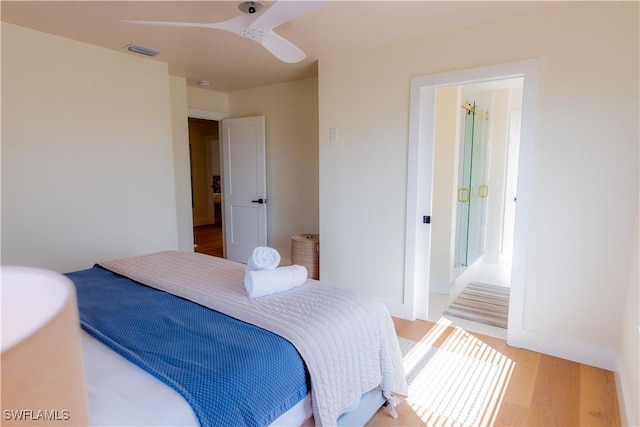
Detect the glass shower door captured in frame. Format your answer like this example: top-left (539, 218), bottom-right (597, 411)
top-left (466, 105), bottom-right (488, 265)
top-left (455, 105), bottom-right (474, 268)
top-left (454, 102), bottom-right (489, 268)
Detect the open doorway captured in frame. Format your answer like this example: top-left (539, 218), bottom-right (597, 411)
top-left (188, 117), bottom-right (223, 258)
top-left (404, 60), bottom-right (539, 347)
top-left (427, 78), bottom-right (524, 339)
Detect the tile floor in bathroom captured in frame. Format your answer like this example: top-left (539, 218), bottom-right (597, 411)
top-left (428, 259), bottom-right (511, 340)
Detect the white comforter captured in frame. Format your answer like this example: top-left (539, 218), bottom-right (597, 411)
top-left (99, 251), bottom-right (407, 426)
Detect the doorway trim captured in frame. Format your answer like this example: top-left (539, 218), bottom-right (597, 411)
top-left (403, 59), bottom-right (539, 347)
top-left (188, 108), bottom-right (226, 121)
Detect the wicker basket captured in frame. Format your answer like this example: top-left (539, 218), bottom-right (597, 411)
top-left (291, 234), bottom-right (320, 280)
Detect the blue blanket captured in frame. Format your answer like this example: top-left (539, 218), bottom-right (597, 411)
top-left (66, 266), bottom-right (309, 427)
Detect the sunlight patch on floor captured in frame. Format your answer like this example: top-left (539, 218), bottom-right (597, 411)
top-left (399, 317), bottom-right (515, 427)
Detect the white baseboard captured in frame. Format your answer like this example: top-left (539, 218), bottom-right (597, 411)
top-left (615, 358), bottom-right (637, 427)
top-left (483, 252), bottom-right (502, 263)
top-left (383, 298), bottom-right (415, 321)
top-left (430, 279), bottom-right (451, 295)
top-left (508, 327), bottom-right (617, 371)
top-left (452, 257), bottom-right (484, 288)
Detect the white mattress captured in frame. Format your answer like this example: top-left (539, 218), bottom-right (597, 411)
top-left (80, 330), bottom-right (312, 427)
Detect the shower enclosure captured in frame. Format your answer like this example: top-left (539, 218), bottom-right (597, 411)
top-left (455, 101), bottom-right (489, 269)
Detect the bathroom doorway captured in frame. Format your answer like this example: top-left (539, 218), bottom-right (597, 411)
top-left (404, 59), bottom-right (539, 345)
top-left (428, 78), bottom-right (524, 338)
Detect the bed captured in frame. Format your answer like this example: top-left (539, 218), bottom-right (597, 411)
top-left (65, 251), bottom-right (407, 426)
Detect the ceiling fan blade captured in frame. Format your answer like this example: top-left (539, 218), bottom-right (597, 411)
top-left (123, 15), bottom-right (250, 31)
top-left (123, 3), bottom-right (321, 64)
top-left (260, 31), bottom-right (305, 63)
top-left (250, 1), bottom-right (327, 31)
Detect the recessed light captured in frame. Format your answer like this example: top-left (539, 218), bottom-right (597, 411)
top-left (199, 80), bottom-right (211, 87)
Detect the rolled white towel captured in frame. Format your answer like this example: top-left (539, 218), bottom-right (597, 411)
top-left (246, 246), bottom-right (281, 271)
top-left (244, 265), bottom-right (308, 298)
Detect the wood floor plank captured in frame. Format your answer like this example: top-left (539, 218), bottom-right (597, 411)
top-left (366, 402), bottom-right (426, 427)
top-left (502, 348), bottom-right (540, 409)
top-left (393, 318), bottom-right (450, 345)
top-left (579, 364), bottom-right (620, 426)
top-left (493, 401), bottom-right (544, 426)
top-left (530, 355), bottom-right (581, 426)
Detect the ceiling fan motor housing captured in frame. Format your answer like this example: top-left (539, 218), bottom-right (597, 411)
top-left (238, 2), bottom-right (264, 14)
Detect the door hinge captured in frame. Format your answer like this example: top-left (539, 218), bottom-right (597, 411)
top-left (423, 215), bottom-right (431, 224)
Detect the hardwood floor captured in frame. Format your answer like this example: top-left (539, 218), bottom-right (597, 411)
top-left (191, 225), bottom-right (621, 426)
top-left (193, 222), bottom-right (223, 258)
top-left (367, 318), bottom-right (621, 426)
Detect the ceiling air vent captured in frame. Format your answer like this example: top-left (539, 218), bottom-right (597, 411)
top-left (126, 43), bottom-right (160, 57)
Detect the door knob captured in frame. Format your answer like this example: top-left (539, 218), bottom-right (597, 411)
top-left (251, 198), bottom-right (267, 204)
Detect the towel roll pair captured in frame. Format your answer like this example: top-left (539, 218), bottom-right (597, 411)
top-left (244, 247), bottom-right (308, 298)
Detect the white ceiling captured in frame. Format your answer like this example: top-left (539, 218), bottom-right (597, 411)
top-left (1, 1), bottom-right (560, 93)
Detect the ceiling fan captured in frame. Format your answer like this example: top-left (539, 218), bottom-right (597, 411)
top-left (123, 1), bottom-right (326, 64)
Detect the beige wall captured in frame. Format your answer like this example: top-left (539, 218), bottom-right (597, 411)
top-left (319, 0), bottom-right (638, 359)
top-left (429, 87), bottom-right (460, 294)
top-left (169, 75), bottom-right (194, 252)
top-left (618, 208), bottom-right (639, 425)
top-left (229, 78), bottom-right (319, 263)
top-left (187, 86), bottom-right (229, 113)
top-left (1, 23), bottom-right (179, 272)
top-left (484, 90), bottom-right (509, 257)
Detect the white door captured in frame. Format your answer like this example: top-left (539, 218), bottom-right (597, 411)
top-left (221, 116), bottom-right (267, 263)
